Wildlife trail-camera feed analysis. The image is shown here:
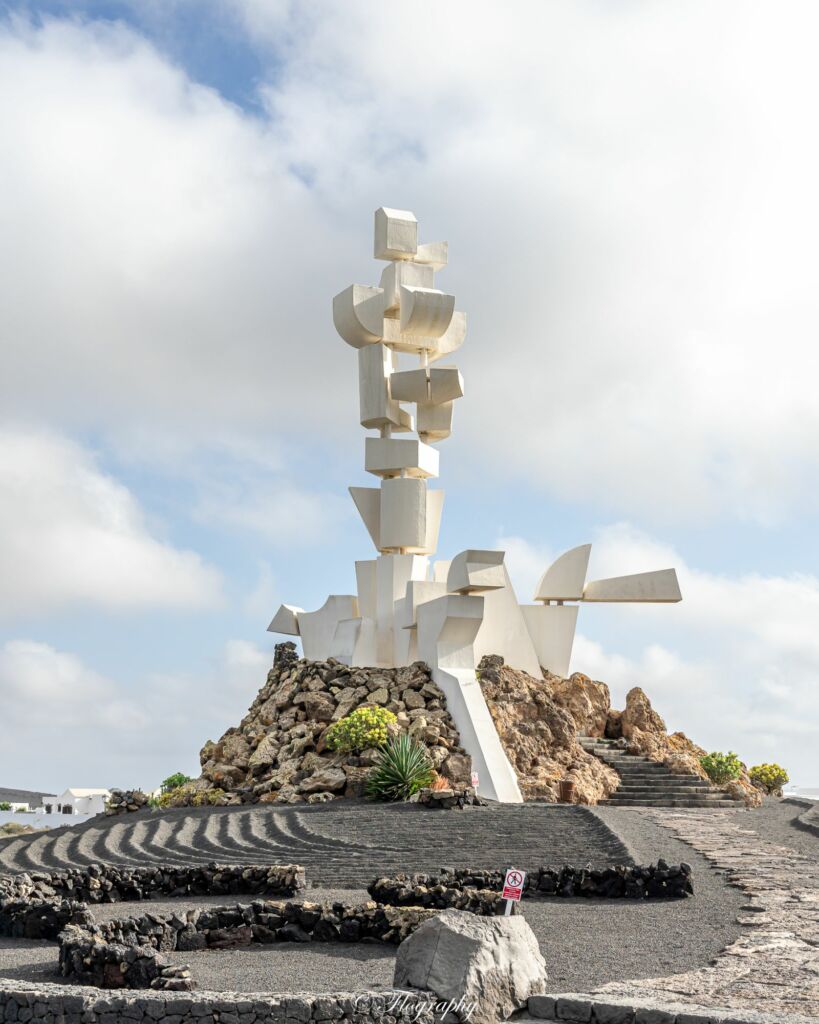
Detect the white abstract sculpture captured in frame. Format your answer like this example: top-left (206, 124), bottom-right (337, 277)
top-left (268, 208), bottom-right (682, 803)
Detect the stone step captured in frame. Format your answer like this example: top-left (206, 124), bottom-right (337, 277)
top-left (613, 787), bottom-right (721, 798)
top-left (614, 776), bottom-right (710, 787)
top-left (603, 797), bottom-right (739, 807)
top-left (578, 734), bottom-right (732, 807)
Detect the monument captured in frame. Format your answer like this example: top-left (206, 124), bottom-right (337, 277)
top-left (269, 207), bottom-right (682, 802)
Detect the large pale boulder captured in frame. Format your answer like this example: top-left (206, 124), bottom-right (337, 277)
top-left (549, 672), bottom-right (611, 738)
top-left (394, 908), bottom-right (547, 1024)
top-left (621, 686), bottom-right (667, 742)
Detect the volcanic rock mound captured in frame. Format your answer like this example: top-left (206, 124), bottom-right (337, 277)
top-left (189, 654), bottom-right (471, 806)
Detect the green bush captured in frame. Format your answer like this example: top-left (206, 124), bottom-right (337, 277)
top-left (749, 763), bottom-right (789, 794)
top-left (366, 734), bottom-right (435, 802)
top-left (700, 750), bottom-right (742, 785)
top-left (326, 706), bottom-right (397, 754)
top-left (154, 784), bottom-right (225, 809)
top-left (161, 772), bottom-right (193, 794)
top-left (0, 802), bottom-right (11, 811)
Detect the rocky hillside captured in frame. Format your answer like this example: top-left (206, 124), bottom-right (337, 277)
top-left (186, 648), bottom-right (472, 806)
top-left (520, 662), bottom-right (760, 806)
top-left (476, 655), bottom-right (619, 803)
top-left (179, 645), bottom-right (759, 807)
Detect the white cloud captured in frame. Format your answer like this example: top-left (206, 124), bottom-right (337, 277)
top-left (0, 637), bottom-right (273, 792)
top-left (194, 475), bottom-right (349, 544)
top-left (3, 7), bottom-right (819, 523)
top-left (243, 560), bottom-right (278, 619)
top-left (236, 1), bottom-right (819, 525)
top-left (502, 523), bottom-right (819, 785)
top-left (0, 429), bottom-right (223, 617)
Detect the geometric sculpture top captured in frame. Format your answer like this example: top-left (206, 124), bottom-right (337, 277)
top-left (333, 208), bottom-right (466, 556)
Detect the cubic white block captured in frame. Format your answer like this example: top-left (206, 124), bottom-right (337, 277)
top-left (329, 617), bottom-right (362, 665)
top-left (380, 477), bottom-right (428, 552)
top-left (364, 437), bottom-right (439, 479)
top-left (355, 559), bottom-right (378, 618)
top-left (423, 488), bottom-right (444, 555)
top-left (389, 368), bottom-right (430, 404)
top-left (390, 366), bottom-right (464, 406)
top-left (382, 318), bottom-right (442, 354)
top-left (582, 568), bottom-right (682, 603)
top-left (350, 486), bottom-right (381, 550)
top-left (358, 343), bottom-right (414, 431)
top-left (414, 240), bottom-right (448, 270)
top-left (352, 616), bottom-right (378, 666)
top-left (333, 284), bottom-right (385, 348)
top-left (394, 579), bottom-right (448, 664)
top-left (432, 560), bottom-right (451, 583)
top-left (374, 553), bottom-right (428, 666)
top-left (521, 603), bottom-right (580, 677)
top-left (374, 207), bottom-right (418, 260)
top-left (380, 261), bottom-right (434, 313)
top-left (399, 286), bottom-right (455, 338)
top-left (534, 544), bottom-right (592, 602)
top-left (475, 568), bottom-right (542, 678)
top-left (267, 604), bottom-right (303, 636)
top-left (418, 400), bottom-right (454, 442)
top-left (428, 366), bottom-right (464, 404)
top-left (299, 595), bottom-right (359, 661)
top-left (447, 550), bottom-right (506, 594)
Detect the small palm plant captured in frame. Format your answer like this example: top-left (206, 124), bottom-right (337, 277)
top-left (366, 734), bottom-right (435, 802)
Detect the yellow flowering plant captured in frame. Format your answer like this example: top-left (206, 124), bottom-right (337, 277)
top-left (325, 706), bottom-right (396, 754)
top-left (749, 763), bottom-right (789, 794)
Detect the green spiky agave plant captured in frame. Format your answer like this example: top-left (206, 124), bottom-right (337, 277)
top-left (365, 734), bottom-right (436, 802)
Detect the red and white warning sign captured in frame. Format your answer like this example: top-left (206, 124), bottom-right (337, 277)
top-left (502, 868), bottom-right (526, 902)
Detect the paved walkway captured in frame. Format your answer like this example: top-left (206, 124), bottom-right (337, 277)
top-left (585, 808), bottom-right (819, 1020)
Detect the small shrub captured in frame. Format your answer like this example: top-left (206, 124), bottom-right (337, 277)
top-left (0, 802), bottom-right (10, 811)
top-left (161, 772), bottom-right (193, 794)
top-left (154, 784), bottom-right (225, 809)
top-left (325, 706), bottom-right (397, 754)
top-left (430, 774), bottom-right (451, 792)
top-left (366, 734), bottom-right (435, 802)
top-left (0, 823), bottom-right (35, 837)
top-left (700, 750), bottom-right (742, 785)
top-left (749, 763), bottom-right (789, 794)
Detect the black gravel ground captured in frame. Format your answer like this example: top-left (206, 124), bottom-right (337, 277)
top-left (755, 797), bottom-right (819, 856)
top-left (2, 802), bottom-right (812, 994)
top-left (0, 812), bottom-right (742, 993)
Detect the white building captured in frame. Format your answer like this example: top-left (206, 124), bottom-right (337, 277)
top-left (54, 789), bottom-right (111, 816)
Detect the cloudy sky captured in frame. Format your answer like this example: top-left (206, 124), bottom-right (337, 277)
top-left (1, 0), bottom-right (817, 793)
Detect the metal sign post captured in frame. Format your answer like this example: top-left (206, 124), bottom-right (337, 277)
top-left (501, 867), bottom-right (525, 915)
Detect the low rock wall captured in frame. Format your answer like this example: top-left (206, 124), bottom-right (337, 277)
top-left (0, 862), bottom-right (305, 939)
top-left (369, 860), bottom-right (693, 903)
top-left (0, 982), bottom-right (438, 1024)
top-left (58, 899), bottom-right (446, 990)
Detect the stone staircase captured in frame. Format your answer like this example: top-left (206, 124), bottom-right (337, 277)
top-left (579, 736), bottom-right (741, 808)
